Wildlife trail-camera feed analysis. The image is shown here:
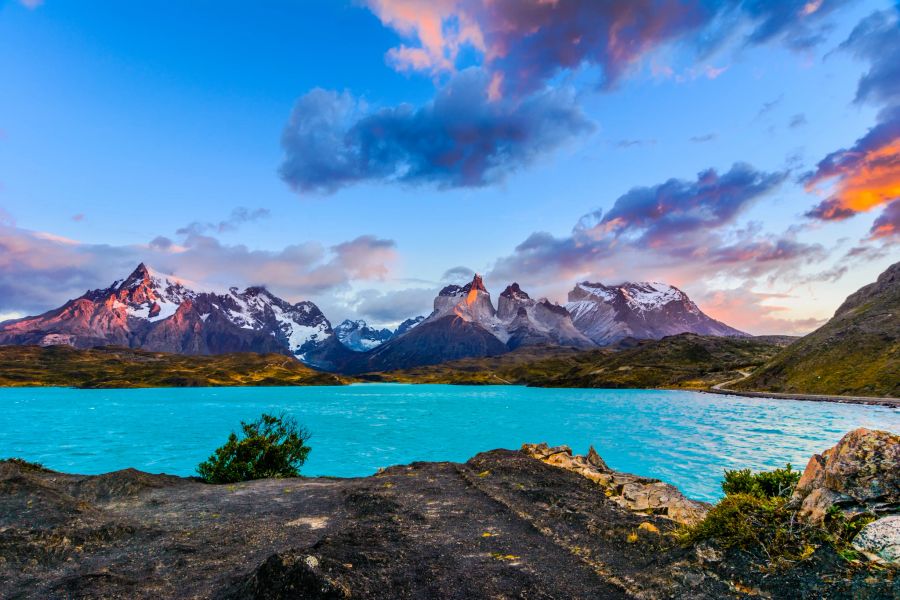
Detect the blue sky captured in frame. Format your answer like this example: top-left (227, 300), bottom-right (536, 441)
top-left (1, 0), bottom-right (898, 333)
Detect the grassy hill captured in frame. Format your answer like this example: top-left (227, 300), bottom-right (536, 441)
top-left (0, 345), bottom-right (345, 388)
top-left (375, 334), bottom-right (784, 390)
top-left (735, 261), bottom-right (899, 398)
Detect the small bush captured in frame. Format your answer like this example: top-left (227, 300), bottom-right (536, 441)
top-left (198, 413), bottom-right (311, 484)
top-left (721, 463), bottom-right (800, 499)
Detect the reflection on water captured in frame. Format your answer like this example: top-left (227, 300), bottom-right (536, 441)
top-left (1, 383), bottom-right (897, 502)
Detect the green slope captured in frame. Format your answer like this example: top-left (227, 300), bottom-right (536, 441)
top-left (0, 345), bottom-right (345, 388)
top-left (375, 334), bottom-right (784, 390)
top-left (735, 261), bottom-right (899, 398)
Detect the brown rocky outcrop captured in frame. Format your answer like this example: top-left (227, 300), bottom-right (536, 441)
top-left (521, 442), bottom-right (710, 525)
top-left (790, 428), bottom-right (899, 523)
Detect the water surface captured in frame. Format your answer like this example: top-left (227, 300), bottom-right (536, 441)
top-left (1, 384), bottom-right (897, 502)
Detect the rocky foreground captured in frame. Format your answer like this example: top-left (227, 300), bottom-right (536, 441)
top-left (1, 430), bottom-right (897, 599)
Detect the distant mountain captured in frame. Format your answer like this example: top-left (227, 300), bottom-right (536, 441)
top-left (393, 316), bottom-right (425, 337)
top-left (736, 261), bottom-right (899, 397)
top-left (334, 276), bottom-right (594, 373)
top-left (565, 281), bottom-right (746, 345)
top-left (0, 265), bottom-right (749, 376)
top-left (334, 320), bottom-right (393, 352)
top-left (0, 263), bottom-right (333, 361)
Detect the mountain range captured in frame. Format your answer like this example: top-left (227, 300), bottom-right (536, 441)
top-left (0, 263), bottom-right (748, 373)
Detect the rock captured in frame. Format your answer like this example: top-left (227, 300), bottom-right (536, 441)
top-left (520, 442), bottom-right (709, 525)
top-left (852, 516), bottom-right (900, 565)
top-left (791, 428), bottom-right (899, 523)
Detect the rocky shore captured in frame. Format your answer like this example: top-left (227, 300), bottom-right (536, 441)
top-left (1, 430), bottom-right (897, 599)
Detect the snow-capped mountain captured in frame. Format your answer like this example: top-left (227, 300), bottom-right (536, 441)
top-left (565, 281), bottom-right (746, 345)
top-left (393, 316), bottom-right (425, 337)
top-left (498, 284), bottom-right (594, 350)
top-left (334, 319), bottom-right (393, 352)
top-left (422, 275), bottom-right (592, 349)
top-left (0, 263), bottom-right (333, 360)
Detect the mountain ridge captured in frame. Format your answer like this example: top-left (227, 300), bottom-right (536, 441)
top-left (0, 263), bottom-right (750, 373)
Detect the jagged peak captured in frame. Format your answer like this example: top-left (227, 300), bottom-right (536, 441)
top-left (462, 274), bottom-right (488, 294)
top-left (501, 282), bottom-right (530, 300)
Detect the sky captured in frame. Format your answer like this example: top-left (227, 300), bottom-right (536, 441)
top-left (0, 0), bottom-right (898, 334)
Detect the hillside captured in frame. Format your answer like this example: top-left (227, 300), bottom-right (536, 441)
top-left (735, 261), bottom-right (900, 398)
top-left (0, 345), bottom-right (344, 388)
top-left (376, 334), bottom-right (783, 390)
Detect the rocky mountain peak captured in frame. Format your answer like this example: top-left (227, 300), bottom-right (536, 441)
top-left (462, 274), bottom-right (487, 294)
top-left (118, 262), bottom-right (153, 291)
top-left (500, 283), bottom-right (530, 300)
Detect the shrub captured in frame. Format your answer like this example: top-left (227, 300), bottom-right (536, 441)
top-left (197, 413), bottom-right (311, 484)
top-left (721, 463), bottom-right (800, 499)
top-left (684, 464), bottom-right (874, 570)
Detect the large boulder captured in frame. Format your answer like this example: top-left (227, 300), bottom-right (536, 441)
top-left (790, 428), bottom-right (899, 523)
top-left (521, 442), bottom-right (709, 525)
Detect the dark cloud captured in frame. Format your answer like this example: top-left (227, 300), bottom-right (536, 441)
top-left (839, 9), bottom-right (900, 107)
top-left (490, 164), bottom-right (806, 288)
top-left (279, 69), bottom-right (594, 193)
top-left (755, 94), bottom-right (784, 120)
top-left (870, 199), bottom-right (900, 240)
top-left (580, 163), bottom-right (787, 247)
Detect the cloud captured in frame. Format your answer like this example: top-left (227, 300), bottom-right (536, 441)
top-left (789, 113), bottom-right (807, 128)
top-left (366, 1), bottom-right (846, 97)
top-left (0, 223), bottom-right (398, 317)
top-left (869, 199), bottom-right (900, 240)
top-left (18, 0), bottom-right (43, 8)
top-left (349, 287), bottom-right (436, 325)
top-left (805, 105), bottom-right (900, 221)
top-left (279, 69), bottom-right (594, 193)
top-left (805, 10), bottom-right (900, 229)
top-left (698, 285), bottom-right (826, 336)
top-left (176, 206), bottom-right (270, 236)
top-left (577, 163), bottom-right (787, 248)
top-left (690, 133), bottom-right (717, 143)
top-left (490, 164), bottom-right (809, 289)
top-left (441, 266), bottom-right (475, 283)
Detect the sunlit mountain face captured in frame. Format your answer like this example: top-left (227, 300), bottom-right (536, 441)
top-left (1, 1), bottom-right (897, 337)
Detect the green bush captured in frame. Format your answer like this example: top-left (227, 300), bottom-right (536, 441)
top-left (197, 413), bottom-right (311, 484)
top-left (721, 463), bottom-right (800, 499)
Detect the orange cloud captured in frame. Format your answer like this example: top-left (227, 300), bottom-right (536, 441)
top-left (806, 114), bottom-right (900, 221)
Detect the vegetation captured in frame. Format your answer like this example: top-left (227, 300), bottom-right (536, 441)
top-left (735, 262), bottom-right (899, 397)
top-left (683, 465), bottom-right (875, 570)
top-left (375, 334), bottom-right (785, 390)
top-left (720, 463), bottom-right (800, 499)
top-left (2, 458), bottom-right (52, 473)
top-left (0, 345), bottom-right (345, 388)
top-left (197, 413), bottom-right (311, 484)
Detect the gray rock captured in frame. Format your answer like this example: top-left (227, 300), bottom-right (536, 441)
top-left (853, 516), bottom-right (900, 565)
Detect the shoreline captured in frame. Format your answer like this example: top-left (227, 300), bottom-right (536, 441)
top-left (704, 386), bottom-right (899, 408)
top-left (2, 380), bottom-right (898, 409)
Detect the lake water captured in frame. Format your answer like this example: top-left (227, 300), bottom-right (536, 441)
top-left (1, 384), bottom-right (897, 502)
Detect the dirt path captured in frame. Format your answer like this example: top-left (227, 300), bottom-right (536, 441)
top-left (707, 370), bottom-right (899, 408)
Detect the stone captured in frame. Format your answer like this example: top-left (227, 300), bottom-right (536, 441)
top-left (852, 516), bottom-right (900, 565)
top-left (791, 428), bottom-right (899, 523)
top-left (521, 442), bottom-right (709, 525)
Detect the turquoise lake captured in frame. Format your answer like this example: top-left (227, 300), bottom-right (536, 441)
top-left (1, 384), bottom-right (897, 502)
